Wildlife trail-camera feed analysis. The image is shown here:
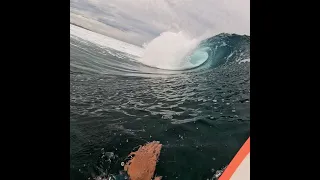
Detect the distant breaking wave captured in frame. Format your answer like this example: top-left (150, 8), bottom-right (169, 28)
top-left (70, 24), bottom-right (250, 75)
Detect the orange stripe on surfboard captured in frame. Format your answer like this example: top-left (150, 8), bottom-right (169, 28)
top-left (219, 137), bottom-right (250, 180)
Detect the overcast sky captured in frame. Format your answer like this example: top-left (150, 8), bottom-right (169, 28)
top-left (70, 0), bottom-right (250, 46)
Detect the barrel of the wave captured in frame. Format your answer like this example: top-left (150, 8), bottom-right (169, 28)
top-left (122, 141), bottom-right (163, 180)
top-left (187, 47), bottom-right (210, 69)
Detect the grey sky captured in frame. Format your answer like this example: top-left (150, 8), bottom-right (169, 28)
top-left (70, 0), bottom-right (250, 46)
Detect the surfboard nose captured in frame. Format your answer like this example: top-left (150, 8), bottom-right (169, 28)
top-left (219, 137), bottom-right (250, 180)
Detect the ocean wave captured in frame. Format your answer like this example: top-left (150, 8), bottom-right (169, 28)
top-left (70, 25), bottom-right (250, 75)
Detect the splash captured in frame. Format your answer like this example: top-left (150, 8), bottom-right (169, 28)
top-left (139, 31), bottom-right (211, 70)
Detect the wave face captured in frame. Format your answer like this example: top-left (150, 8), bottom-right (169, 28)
top-left (70, 24), bottom-right (250, 76)
top-left (195, 33), bottom-right (250, 70)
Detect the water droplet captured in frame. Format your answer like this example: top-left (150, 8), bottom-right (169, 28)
top-left (121, 162), bottom-right (125, 166)
top-left (213, 99), bottom-right (217, 102)
top-left (226, 103), bottom-right (230, 105)
top-left (126, 139), bottom-right (129, 142)
top-left (196, 127), bottom-right (199, 130)
top-left (150, 135), bottom-right (152, 138)
top-left (179, 135), bottom-right (184, 139)
top-left (232, 110), bottom-right (236, 112)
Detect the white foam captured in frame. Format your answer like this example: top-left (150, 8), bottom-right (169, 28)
top-left (139, 31), bottom-right (211, 70)
top-left (238, 59), bottom-right (250, 64)
top-left (221, 42), bottom-right (227, 47)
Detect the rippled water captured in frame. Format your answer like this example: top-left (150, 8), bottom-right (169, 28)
top-left (70, 36), bottom-right (250, 180)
